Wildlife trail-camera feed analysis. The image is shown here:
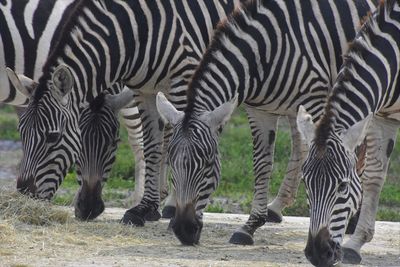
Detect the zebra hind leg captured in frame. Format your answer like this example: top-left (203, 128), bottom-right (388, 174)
top-left (342, 117), bottom-right (399, 264)
top-left (160, 124), bottom-right (176, 219)
top-left (121, 93), bottom-right (164, 226)
top-left (120, 104), bottom-right (145, 207)
top-left (229, 110), bottom-right (279, 245)
top-left (267, 116), bottom-right (307, 223)
top-left (120, 102), bottom-right (162, 222)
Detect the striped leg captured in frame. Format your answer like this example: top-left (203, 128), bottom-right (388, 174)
top-left (120, 104), bottom-right (146, 207)
top-left (160, 124), bottom-right (178, 219)
top-left (343, 116), bottom-right (399, 264)
top-left (267, 116), bottom-right (308, 222)
top-left (121, 93), bottom-right (163, 226)
top-left (230, 108), bottom-right (279, 245)
top-left (121, 101), bottom-right (172, 209)
top-left (160, 124), bottom-right (172, 202)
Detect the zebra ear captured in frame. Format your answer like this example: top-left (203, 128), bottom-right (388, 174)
top-left (296, 105), bottom-right (315, 146)
top-left (52, 65), bottom-right (74, 103)
top-left (6, 68), bottom-right (38, 98)
top-left (201, 94), bottom-right (238, 132)
top-left (341, 115), bottom-right (372, 152)
top-left (156, 92), bottom-right (184, 126)
top-left (105, 87), bottom-right (135, 112)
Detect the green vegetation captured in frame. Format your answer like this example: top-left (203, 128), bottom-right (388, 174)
top-left (0, 106), bottom-right (399, 221)
top-left (0, 106), bottom-right (19, 141)
top-left (205, 202), bottom-right (225, 213)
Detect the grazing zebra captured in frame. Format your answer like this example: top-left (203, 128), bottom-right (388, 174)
top-left (0, 0), bottom-right (146, 220)
top-left (6, 0), bottom-right (244, 225)
top-left (297, 1), bottom-right (400, 265)
top-left (156, 0), bottom-right (377, 246)
top-left (75, 87), bottom-right (137, 219)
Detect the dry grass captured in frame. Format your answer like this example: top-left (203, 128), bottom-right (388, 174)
top-left (0, 188), bottom-right (71, 225)
top-left (0, 188), bottom-right (148, 266)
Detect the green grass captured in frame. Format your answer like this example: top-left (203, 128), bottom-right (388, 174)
top-left (205, 202), bottom-right (225, 213)
top-left (109, 126), bottom-right (136, 180)
top-left (0, 107), bottom-right (19, 141)
top-left (0, 106), bottom-right (399, 221)
top-left (216, 109), bottom-right (310, 216)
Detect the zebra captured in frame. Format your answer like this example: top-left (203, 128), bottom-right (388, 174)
top-left (5, 0), bottom-right (247, 226)
top-left (156, 0), bottom-right (377, 246)
top-left (0, 0), bottom-right (147, 220)
top-left (297, 0), bottom-right (400, 265)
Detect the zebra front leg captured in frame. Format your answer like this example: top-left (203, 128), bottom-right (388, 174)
top-left (230, 109), bottom-right (279, 245)
top-left (267, 116), bottom-right (307, 223)
top-left (342, 116), bottom-right (399, 264)
top-left (160, 124), bottom-right (178, 219)
top-left (160, 123), bottom-right (172, 201)
top-left (121, 93), bottom-right (164, 226)
top-left (120, 104), bottom-right (145, 207)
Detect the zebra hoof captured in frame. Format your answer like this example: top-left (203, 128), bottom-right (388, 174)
top-left (162, 206), bottom-right (176, 219)
top-left (266, 209), bottom-right (282, 223)
top-left (229, 231), bottom-right (254, 245)
top-left (121, 211), bottom-right (145, 226)
top-left (144, 209), bottom-right (161, 221)
top-left (342, 247), bottom-right (362, 264)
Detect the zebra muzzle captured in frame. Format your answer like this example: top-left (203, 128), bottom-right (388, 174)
top-left (17, 175), bottom-right (37, 197)
top-left (171, 203), bottom-right (203, 246)
top-left (304, 227), bottom-right (343, 267)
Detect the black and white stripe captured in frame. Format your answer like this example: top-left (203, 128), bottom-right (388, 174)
top-left (298, 1), bottom-right (400, 265)
top-left (156, 0), bottom-right (377, 247)
top-left (0, 0), bottom-right (75, 105)
top-left (7, 0), bottom-right (242, 224)
top-left (0, 0), bottom-right (147, 219)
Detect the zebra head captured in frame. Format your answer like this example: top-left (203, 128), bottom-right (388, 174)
top-left (7, 65), bottom-right (80, 199)
top-left (75, 88), bottom-right (134, 220)
top-left (157, 92), bottom-right (237, 245)
top-left (297, 106), bottom-right (370, 267)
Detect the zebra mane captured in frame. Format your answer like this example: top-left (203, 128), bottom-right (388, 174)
top-left (89, 93), bottom-right (106, 113)
top-left (314, 104), bottom-right (335, 156)
top-left (183, 0), bottom-right (256, 129)
top-left (314, 0), bottom-right (396, 153)
top-left (357, 0), bottom-right (396, 37)
top-left (34, 0), bottom-right (89, 102)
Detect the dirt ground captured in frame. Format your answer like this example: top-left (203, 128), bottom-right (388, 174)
top-left (0, 207), bottom-right (399, 267)
top-left (0, 141), bottom-right (399, 266)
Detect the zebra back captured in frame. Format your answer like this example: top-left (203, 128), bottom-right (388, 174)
top-left (0, 0), bottom-right (77, 105)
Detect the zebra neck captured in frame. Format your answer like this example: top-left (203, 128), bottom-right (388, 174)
top-left (321, 0), bottom-right (400, 136)
top-left (184, 2), bottom-right (271, 118)
top-left (38, 0), bottom-right (163, 104)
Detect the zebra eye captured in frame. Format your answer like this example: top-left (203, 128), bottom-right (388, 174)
top-left (46, 132), bottom-right (61, 143)
top-left (205, 158), bottom-right (215, 168)
top-left (337, 181), bottom-right (348, 193)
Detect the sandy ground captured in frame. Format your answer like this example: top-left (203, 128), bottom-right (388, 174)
top-left (0, 207), bottom-right (399, 267)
